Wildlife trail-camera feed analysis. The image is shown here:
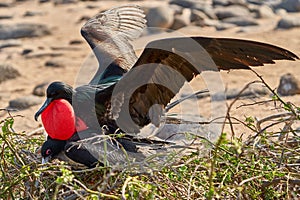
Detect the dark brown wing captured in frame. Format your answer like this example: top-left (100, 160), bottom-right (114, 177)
top-left (110, 37), bottom-right (298, 133)
top-left (81, 5), bottom-right (146, 83)
top-left (192, 37), bottom-right (298, 70)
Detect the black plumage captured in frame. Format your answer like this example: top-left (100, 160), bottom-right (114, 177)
top-left (35, 5), bottom-right (299, 167)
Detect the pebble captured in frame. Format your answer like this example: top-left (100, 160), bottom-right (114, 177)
top-left (0, 64), bottom-right (21, 84)
top-left (277, 16), bottom-right (300, 29)
top-left (146, 6), bottom-right (175, 29)
top-left (277, 73), bottom-right (300, 96)
top-left (171, 8), bottom-right (192, 29)
top-left (33, 82), bottom-right (49, 97)
top-left (256, 5), bottom-right (276, 18)
top-left (0, 23), bottom-right (51, 40)
top-left (276, 0), bottom-right (300, 12)
top-left (9, 95), bottom-right (43, 110)
top-left (214, 5), bottom-right (251, 19)
top-left (0, 15), bottom-right (13, 20)
top-left (222, 17), bottom-right (258, 26)
top-left (213, 0), bottom-right (247, 6)
top-left (23, 11), bottom-right (45, 17)
top-left (45, 59), bottom-right (65, 68)
top-left (0, 40), bottom-right (21, 49)
top-left (69, 39), bottom-right (83, 45)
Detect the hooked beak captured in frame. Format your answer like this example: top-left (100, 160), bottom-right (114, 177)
top-left (35, 97), bottom-right (53, 121)
top-left (42, 156), bottom-right (51, 164)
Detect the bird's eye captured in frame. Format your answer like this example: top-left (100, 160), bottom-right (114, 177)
top-left (46, 149), bottom-right (52, 155)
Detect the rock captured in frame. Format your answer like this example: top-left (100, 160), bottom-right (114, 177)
top-left (0, 2), bottom-right (11, 7)
top-left (215, 22), bottom-right (237, 30)
top-left (9, 95), bottom-right (43, 110)
top-left (146, 6), bottom-right (175, 29)
top-left (275, 8), bottom-right (287, 16)
top-left (0, 15), bottom-right (13, 20)
top-left (33, 82), bottom-right (49, 97)
top-left (0, 23), bottom-right (51, 40)
top-left (21, 49), bottom-right (33, 55)
top-left (222, 17), bottom-right (258, 26)
top-left (54, 0), bottom-right (78, 5)
top-left (213, 0), bottom-right (247, 6)
top-left (45, 59), bottom-right (65, 68)
top-left (169, 4), bottom-right (184, 15)
top-left (200, 6), bottom-right (218, 19)
top-left (0, 40), bottom-right (21, 49)
top-left (0, 64), bottom-right (21, 83)
top-left (23, 11), bottom-right (45, 17)
top-left (69, 39), bottom-right (83, 45)
top-left (277, 73), bottom-right (300, 96)
top-left (170, 0), bottom-right (211, 10)
top-left (277, 16), bottom-right (300, 29)
top-left (203, 18), bottom-right (236, 29)
top-left (276, 0), bottom-right (300, 12)
top-left (214, 5), bottom-right (251, 19)
top-left (256, 5), bottom-right (276, 18)
top-left (191, 9), bottom-right (210, 22)
top-left (171, 8), bottom-right (191, 29)
top-left (25, 52), bottom-right (63, 58)
top-left (238, 24), bottom-right (275, 33)
top-left (213, 0), bottom-right (230, 6)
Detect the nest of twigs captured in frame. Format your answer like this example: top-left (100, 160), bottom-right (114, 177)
top-left (1, 72), bottom-right (300, 199)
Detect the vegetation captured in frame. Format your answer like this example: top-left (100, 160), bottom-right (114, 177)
top-left (1, 73), bottom-right (300, 199)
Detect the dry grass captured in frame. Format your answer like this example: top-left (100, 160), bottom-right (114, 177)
top-left (1, 73), bottom-right (300, 199)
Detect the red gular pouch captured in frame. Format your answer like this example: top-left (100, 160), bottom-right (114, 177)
top-left (41, 99), bottom-right (87, 140)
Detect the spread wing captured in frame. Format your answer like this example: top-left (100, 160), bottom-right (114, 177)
top-left (81, 5), bottom-right (146, 84)
top-left (110, 37), bottom-right (299, 133)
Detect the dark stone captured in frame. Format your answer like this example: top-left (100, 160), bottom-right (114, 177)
top-left (214, 5), bottom-right (251, 19)
top-left (23, 11), bottom-right (45, 17)
top-left (0, 64), bottom-right (21, 83)
top-left (213, 0), bottom-right (247, 6)
top-left (54, 0), bottom-right (78, 5)
top-left (9, 95), bottom-right (43, 110)
top-left (33, 82), bottom-right (49, 97)
top-left (0, 15), bottom-right (13, 20)
top-left (21, 49), bottom-right (33, 55)
top-left (277, 73), bottom-right (300, 96)
top-left (171, 8), bottom-right (191, 29)
top-left (191, 9), bottom-right (210, 22)
top-left (45, 60), bottom-right (65, 68)
top-left (0, 40), bottom-right (21, 49)
top-left (275, 0), bottom-right (300, 12)
top-left (39, 0), bottom-right (50, 3)
top-left (256, 5), bottom-right (276, 18)
top-left (222, 17), bottom-right (258, 26)
top-left (0, 23), bottom-right (51, 40)
top-left (69, 39), bottom-right (83, 45)
top-left (146, 6), bottom-right (175, 29)
top-left (170, 0), bottom-right (211, 11)
top-left (0, 2), bottom-right (11, 7)
top-left (277, 16), bottom-right (300, 29)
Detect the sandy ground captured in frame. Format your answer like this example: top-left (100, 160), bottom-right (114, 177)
top-left (0, 1), bottom-right (299, 138)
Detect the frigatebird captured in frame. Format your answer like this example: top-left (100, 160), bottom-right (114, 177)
top-left (35, 5), bottom-right (299, 167)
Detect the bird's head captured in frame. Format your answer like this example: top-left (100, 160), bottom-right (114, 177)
top-left (35, 81), bottom-right (73, 121)
top-left (41, 137), bottom-right (66, 164)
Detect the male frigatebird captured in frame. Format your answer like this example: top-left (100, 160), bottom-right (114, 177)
top-left (35, 5), bottom-right (299, 167)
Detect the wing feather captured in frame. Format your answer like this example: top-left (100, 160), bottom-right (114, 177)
top-left (81, 5), bottom-right (146, 84)
top-left (111, 37), bottom-right (298, 133)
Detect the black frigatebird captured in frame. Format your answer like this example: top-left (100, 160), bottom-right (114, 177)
top-left (35, 5), bottom-right (299, 167)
